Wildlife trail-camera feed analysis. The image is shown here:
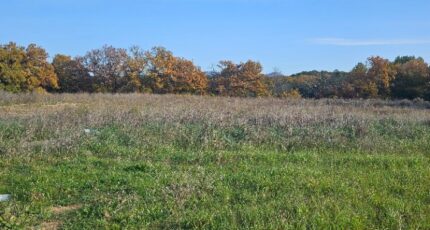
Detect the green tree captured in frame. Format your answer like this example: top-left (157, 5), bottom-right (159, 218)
top-left (391, 56), bottom-right (430, 99)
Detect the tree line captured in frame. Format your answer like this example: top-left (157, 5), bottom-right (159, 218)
top-left (1, 42), bottom-right (430, 100)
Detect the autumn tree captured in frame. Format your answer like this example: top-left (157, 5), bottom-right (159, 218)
top-left (53, 54), bottom-right (92, 93)
top-left (143, 47), bottom-right (208, 94)
top-left (284, 74), bottom-right (318, 98)
top-left (210, 60), bottom-right (269, 97)
top-left (26, 44), bottom-right (59, 92)
top-left (278, 88), bottom-right (302, 99)
top-left (367, 56), bottom-right (396, 98)
top-left (171, 58), bottom-right (208, 94)
top-left (391, 56), bottom-right (430, 100)
top-left (80, 45), bottom-right (129, 93)
top-left (3, 41), bottom-right (430, 100)
top-left (0, 42), bottom-right (58, 92)
top-left (122, 46), bottom-right (146, 92)
top-left (142, 47), bottom-right (175, 93)
top-left (344, 62), bottom-right (378, 98)
top-left (0, 43), bottom-right (27, 92)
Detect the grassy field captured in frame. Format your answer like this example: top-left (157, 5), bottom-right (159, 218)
top-left (1, 93), bottom-right (430, 229)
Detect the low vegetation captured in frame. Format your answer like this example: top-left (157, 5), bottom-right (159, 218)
top-left (1, 93), bottom-right (429, 228)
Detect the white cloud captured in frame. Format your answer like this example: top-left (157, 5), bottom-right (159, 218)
top-left (310, 38), bottom-right (430, 46)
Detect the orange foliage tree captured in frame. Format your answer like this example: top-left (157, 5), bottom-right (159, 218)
top-left (344, 62), bottom-right (378, 98)
top-left (143, 47), bottom-right (207, 94)
top-left (0, 42), bottom-right (58, 92)
top-left (210, 60), bottom-right (269, 97)
top-left (367, 56), bottom-right (396, 98)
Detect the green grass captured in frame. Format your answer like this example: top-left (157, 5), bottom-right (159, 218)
top-left (1, 94), bottom-right (430, 229)
top-left (2, 146), bottom-right (430, 229)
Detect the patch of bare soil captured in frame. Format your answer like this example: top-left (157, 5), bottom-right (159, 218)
top-left (39, 221), bottom-right (61, 230)
top-left (50, 204), bottom-right (82, 215)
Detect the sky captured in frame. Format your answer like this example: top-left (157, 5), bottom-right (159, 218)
top-left (2, 0), bottom-right (430, 74)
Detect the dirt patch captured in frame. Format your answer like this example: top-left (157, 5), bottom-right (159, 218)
top-left (36, 204), bottom-right (82, 229)
top-left (50, 204), bottom-right (82, 215)
top-left (40, 221), bottom-right (62, 230)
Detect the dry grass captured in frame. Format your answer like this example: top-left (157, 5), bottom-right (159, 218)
top-left (1, 92), bottom-right (430, 228)
top-left (1, 93), bottom-right (429, 155)
top-left (50, 204), bottom-right (82, 215)
top-left (39, 221), bottom-right (61, 230)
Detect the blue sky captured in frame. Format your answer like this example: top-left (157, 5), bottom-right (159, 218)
top-left (2, 0), bottom-right (430, 74)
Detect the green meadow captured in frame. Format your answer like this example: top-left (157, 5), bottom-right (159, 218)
top-left (1, 94), bottom-right (429, 229)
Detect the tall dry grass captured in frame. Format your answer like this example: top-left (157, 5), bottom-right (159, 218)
top-left (1, 92), bottom-right (429, 155)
